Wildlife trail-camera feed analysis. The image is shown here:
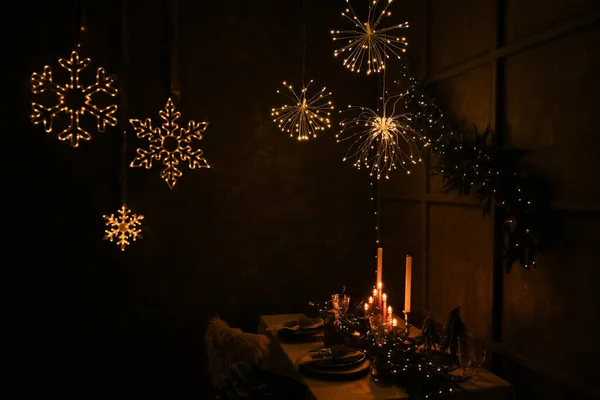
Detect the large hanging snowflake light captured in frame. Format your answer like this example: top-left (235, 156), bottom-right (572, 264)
top-left (103, 204), bottom-right (144, 251)
top-left (271, 80), bottom-right (334, 141)
top-left (30, 50), bottom-right (118, 147)
top-left (337, 92), bottom-right (427, 179)
top-left (331, 0), bottom-right (409, 75)
top-left (130, 98), bottom-right (210, 189)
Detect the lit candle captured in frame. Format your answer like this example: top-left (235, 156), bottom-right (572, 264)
top-left (364, 302), bottom-right (369, 316)
top-left (404, 255), bottom-right (412, 314)
top-left (376, 247), bottom-right (383, 284)
top-left (382, 293), bottom-right (387, 319)
top-left (377, 282), bottom-right (383, 310)
top-left (388, 306), bottom-right (392, 320)
top-left (392, 318), bottom-right (398, 335)
top-left (368, 296), bottom-right (374, 305)
top-left (372, 288), bottom-right (378, 307)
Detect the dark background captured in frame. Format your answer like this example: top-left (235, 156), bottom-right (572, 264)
top-left (5, 0), bottom-right (600, 399)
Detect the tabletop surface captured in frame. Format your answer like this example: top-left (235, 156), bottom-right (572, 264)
top-left (258, 314), bottom-right (513, 400)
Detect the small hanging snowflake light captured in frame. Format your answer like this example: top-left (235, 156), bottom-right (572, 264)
top-left (271, 80), bottom-right (334, 140)
top-left (103, 204), bottom-right (144, 251)
top-left (30, 50), bottom-right (119, 147)
top-left (337, 92), bottom-right (426, 179)
top-left (331, 0), bottom-right (409, 75)
top-left (129, 98), bottom-right (210, 189)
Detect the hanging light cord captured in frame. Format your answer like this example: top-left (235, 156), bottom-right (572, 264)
top-left (301, 0), bottom-right (307, 87)
top-left (74, 0), bottom-right (88, 51)
top-left (119, 0), bottom-right (130, 204)
top-left (168, 0), bottom-right (181, 102)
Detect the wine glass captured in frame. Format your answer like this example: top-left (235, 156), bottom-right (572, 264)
top-left (369, 314), bottom-right (386, 346)
top-left (472, 337), bottom-right (488, 377)
top-left (332, 294), bottom-right (350, 315)
top-left (457, 333), bottom-right (473, 377)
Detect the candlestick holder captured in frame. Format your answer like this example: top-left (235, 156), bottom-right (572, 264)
top-left (403, 311), bottom-right (411, 337)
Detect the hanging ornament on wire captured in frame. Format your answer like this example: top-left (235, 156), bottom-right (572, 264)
top-left (129, 0), bottom-right (210, 190)
top-left (331, 0), bottom-right (409, 75)
top-left (337, 11), bottom-right (426, 179)
top-left (271, 0), bottom-right (334, 141)
top-left (129, 98), bottom-right (210, 189)
top-left (103, 0), bottom-right (144, 251)
top-left (338, 90), bottom-right (427, 179)
top-left (30, 1), bottom-right (118, 147)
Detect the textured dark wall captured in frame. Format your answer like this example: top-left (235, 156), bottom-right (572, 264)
top-left (7, 0), bottom-right (379, 397)
top-left (381, 0), bottom-right (600, 399)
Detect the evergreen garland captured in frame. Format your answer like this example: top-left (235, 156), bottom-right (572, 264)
top-left (396, 62), bottom-right (550, 270)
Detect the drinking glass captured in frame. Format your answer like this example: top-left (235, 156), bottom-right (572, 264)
top-left (472, 337), bottom-right (488, 377)
top-left (369, 314), bottom-right (386, 346)
top-left (457, 333), bottom-right (473, 377)
top-left (332, 294), bottom-right (350, 315)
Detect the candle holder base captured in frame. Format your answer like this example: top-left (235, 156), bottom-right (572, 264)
top-left (403, 311), bottom-right (411, 337)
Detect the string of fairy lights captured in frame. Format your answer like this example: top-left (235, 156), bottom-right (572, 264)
top-left (28, 0), bottom-right (541, 268)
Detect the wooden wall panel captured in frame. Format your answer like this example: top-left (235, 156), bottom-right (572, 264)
top-left (504, 25), bottom-right (600, 203)
top-left (428, 204), bottom-right (494, 340)
top-left (430, 0), bottom-right (494, 74)
top-left (380, 201), bottom-right (423, 313)
top-left (379, 163), bottom-right (425, 198)
top-left (502, 212), bottom-right (600, 392)
top-left (505, 0), bottom-right (599, 43)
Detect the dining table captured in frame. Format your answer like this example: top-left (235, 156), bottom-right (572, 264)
top-left (258, 313), bottom-right (514, 400)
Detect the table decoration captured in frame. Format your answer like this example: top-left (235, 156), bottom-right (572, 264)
top-left (297, 345), bottom-right (371, 381)
top-left (439, 307), bottom-right (468, 357)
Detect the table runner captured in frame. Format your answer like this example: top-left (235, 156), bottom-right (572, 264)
top-left (258, 314), bottom-right (514, 400)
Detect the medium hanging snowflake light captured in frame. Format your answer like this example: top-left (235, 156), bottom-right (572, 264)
top-left (30, 50), bottom-right (119, 147)
top-left (129, 98), bottom-right (210, 189)
top-left (331, 0), bottom-right (409, 75)
top-left (103, 204), bottom-right (144, 251)
top-left (271, 80), bottom-right (334, 141)
top-left (337, 92), bottom-right (426, 179)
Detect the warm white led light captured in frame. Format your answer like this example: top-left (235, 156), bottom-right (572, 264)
top-left (30, 50), bottom-right (118, 147)
top-left (129, 98), bottom-right (210, 189)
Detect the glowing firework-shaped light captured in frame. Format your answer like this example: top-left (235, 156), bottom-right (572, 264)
top-left (331, 0), bottom-right (409, 75)
top-left (271, 80), bottom-right (334, 141)
top-left (337, 92), bottom-right (427, 179)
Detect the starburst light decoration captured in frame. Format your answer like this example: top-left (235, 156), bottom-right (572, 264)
top-left (103, 204), bottom-right (144, 251)
top-left (30, 50), bottom-right (118, 147)
top-left (130, 98), bottom-right (210, 189)
top-left (337, 92), bottom-right (427, 179)
top-left (331, 0), bottom-right (409, 75)
top-left (271, 80), bottom-right (334, 141)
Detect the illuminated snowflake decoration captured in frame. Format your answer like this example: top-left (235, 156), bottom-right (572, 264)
top-left (130, 98), bottom-right (210, 189)
top-left (103, 204), bottom-right (144, 251)
top-left (337, 92), bottom-right (427, 179)
top-left (331, 0), bottom-right (409, 75)
top-left (30, 50), bottom-right (118, 147)
top-left (271, 80), bottom-right (334, 141)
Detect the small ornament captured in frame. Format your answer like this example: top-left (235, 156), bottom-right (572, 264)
top-left (419, 316), bottom-right (439, 352)
top-left (30, 50), bottom-right (118, 147)
top-left (271, 80), bottom-right (334, 141)
top-left (331, 0), bottom-right (409, 75)
top-left (130, 98), bottom-right (210, 189)
top-left (103, 204), bottom-right (144, 251)
top-left (439, 307), bottom-right (467, 357)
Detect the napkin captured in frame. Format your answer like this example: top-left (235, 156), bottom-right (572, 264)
top-left (299, 346), bottom-right (365, 367)
top-left (283, 315), bottom-right (324, 331)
